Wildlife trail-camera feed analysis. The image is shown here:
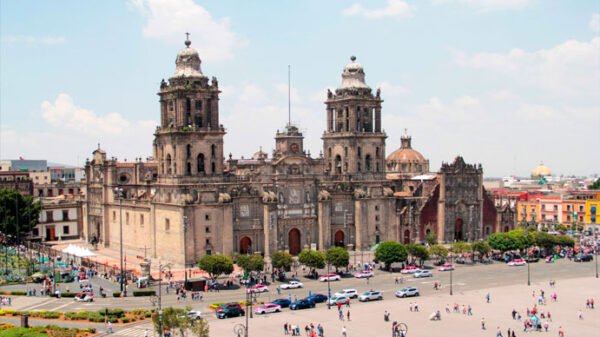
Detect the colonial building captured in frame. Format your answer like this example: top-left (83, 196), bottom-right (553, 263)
top-left (82, 37), bottom-right (511, 266)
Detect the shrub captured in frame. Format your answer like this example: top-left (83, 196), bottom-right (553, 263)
top-left (132, 290), bottom-right (156, 297)
top-left (144, 311), bottom-right (152, 318)
top-left (8, 291), bottom-right (26, 296)
top-left (86, 312), bottom-right (104, 323)
top-left (39, 311), bottom-right (61, 319)
top-left (121, 317), bottom-right (131, 323)
top-left (60, 292), bottom-right (77, 298)
top-left (112, 291), bottom-right (121, 298)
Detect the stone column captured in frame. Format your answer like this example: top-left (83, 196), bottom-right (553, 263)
top-left (318, 201), bottom-right (331, 250)
top-left (354, 200), bottom-right (364, 250)
top-left (263, 204), bottom-right (271, 257)
top-left (222, 204), bottom-right (233, 256)
top-left (375, 107), bottom-right (382, 132)
top-left (437, 175), bottom-right (446, 243)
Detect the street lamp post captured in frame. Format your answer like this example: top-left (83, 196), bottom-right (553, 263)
top-left (157, 262), bottom-right (169, 337)
top-left (527, 260), bottom-right (531, 286)
top-left (114, 187), bottom-right (125, 294)
top-left (595, 224), bottom-right (598, 279)
top-left (449, 254), bottom-right (453, 296)
top-left (327, 263), bottom-right (331, 310)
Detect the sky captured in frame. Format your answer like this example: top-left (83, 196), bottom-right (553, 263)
top-left (0, 0), bottom-right (598, 178)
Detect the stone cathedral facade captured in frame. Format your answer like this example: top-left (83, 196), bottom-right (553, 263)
top-left (82, 38), bottom-right (515, 266)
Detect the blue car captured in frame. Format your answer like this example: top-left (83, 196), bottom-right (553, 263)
top-left (305, 294), bottom-right (328, 304)
top-left (271, 298), bottom-right (292, 308)
top-left (290, 299), bottom-right (315, 310)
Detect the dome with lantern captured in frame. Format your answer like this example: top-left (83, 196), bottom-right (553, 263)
top-left (386, 129), bottom-right (429, 175)
top-left (172, 35), bottom-right (204, 78)
top-left (531, 162), bottom-right (552, 178)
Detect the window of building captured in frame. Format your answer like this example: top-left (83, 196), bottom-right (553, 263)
top-left (375, 215), bottom-right (380, 221)
top-left (62, 225), bottom-right (70, 235)
top-left (126, 213), bottom-right (130, 225)
top-left (38, 189), bottom-right (43, 197)
top-left (113, 211), bottom-right (116, 222)
top-left (579, 216), bottom-right (583, 222)
top-left (68, 188), bottom-right (74, 195)
top-left (553, 215), bottom-right (558, 221)
top-left (62, 210), bottom-right (69, 221)
top-left (567, 215), bottom-right (571, 221)
top-left (47, 211), bottom-right (53, 222)
top-left (58, 189), bottom-right (64, 195)
top-left (165, 218), bottom-right (170, 231)
top-left (205, 226), bottom-right (210, 233)
top-left (206, 238), bottom-right (211, 245)
top-left (32, 228), bottom-right (39, 236)
top-left (140, 215), bottom-right (144, 226)
top-left (579, 205), bottom-right (584, 212)
top-left (375, 205), bottom-right (379, 211)
top-left (567, 205), bottom-right (571, 211)
top-left (205, 214), bottom-right (210, 221)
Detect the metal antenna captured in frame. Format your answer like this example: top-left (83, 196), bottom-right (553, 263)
top-left (288, 65), bottom-right (291, 126)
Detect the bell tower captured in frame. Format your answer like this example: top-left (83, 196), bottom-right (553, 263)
top-left (154, 35), bottom-right (225, 181)
top-left (322, 56), bottom-right (386, 178)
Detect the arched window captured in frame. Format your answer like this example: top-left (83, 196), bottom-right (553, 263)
top-left (197, 154), bottom-right (205, 174)
top-left (365, 154), bottom-right (372, 172)
top-left (186, 144), bottom-right (191, 158)
top-left (375, 147), bottom-right (380, 158)
top-left (173, 162), bottom-right (177, 175)
top-left (211, 162), bottom-right (216, 174)
top-left (328, 147), bottom-right (332, 158)
top-left (166, 154), bottom-right (172, 175)
top-left (211, 144), bottom-right (216, 158)
top-left (335, 155), bottom-right (342, 175)
top-left (186, 162), bottom-right (192, 176)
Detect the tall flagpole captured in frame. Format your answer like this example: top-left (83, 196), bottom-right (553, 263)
top-left (288, 65), bottom-right (291, 126)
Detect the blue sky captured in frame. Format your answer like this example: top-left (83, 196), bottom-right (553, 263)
top-left (1, 0), bottom-right (598, 177)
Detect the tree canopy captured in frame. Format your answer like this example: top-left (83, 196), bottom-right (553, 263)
top-left (375, 241), bottom-right (408, 270)
top-left (0, 188), bottom-right (41, 239)
top-left (407, 243), bottom-right (429, 265)
top-left (152, 306), bottom-right (209, 337)
top-left (425, 232), bottom-right (438, 245)
top-left (298, 249), bottom-right (325, 271)
top-left (235, 254), bottom-right (264, 272)
top-left (198, 254), bottom-right (234, 282)
top-left (271, 251), bottom-right (294, 271)
top-left (325, 246), bottom-right (350, 272)
top-left (471, 240), bottom-right (491, 256)
top-left (429, 244), bottom-right (449, 259)
top-left (451, 241), bottom-right (471, 254)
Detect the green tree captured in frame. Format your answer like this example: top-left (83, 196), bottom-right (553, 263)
top-left (190, 317), bottom-right (210, 337)
top-left (555, 235), bottom-right (575, 247)
top-left (325, 246), bottom-right (350, 272)
top-left (487, 233), bottom-right (515, 252)
top-left (471, 240), bottom-right (491, 257)
top-left (532, 231), bottom-right (557, 253)
top-left (198, 254), bottom-right (234, 282)
top-left (508, 229), bottom-right (534, 251)
top-left (425, 232), bottom-right (438, 245)
top-left (236, 254), bottom-right (264, 273)
top-left (0, 188), bottom-right (41, 240)
top-left (271, 251), bottom-right (294, 271)
top-left (451, 241), bottom-right (471, 254)
top-left (407, 244), bottom-right (429, 266)
top-left (152, 307), bottom-right (190, 337)
top-left (298, 249), bottom-right (325, 274)
top-left (429, 244), bottom-right (449, 260)
top-left (588, 177), bottom-right (600, 190)
top-left (375, 241), bottom-right (408, 270)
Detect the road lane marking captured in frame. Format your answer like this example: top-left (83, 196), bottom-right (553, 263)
top-left (19, 298), bottom-right (58, 311)
top-left (49, 301), bottom-right (74, 311)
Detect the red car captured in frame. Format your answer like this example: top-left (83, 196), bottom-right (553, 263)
top-left (400, 266), bottom-right (419, 274)
top-left (249, 284), bottom-right (269, 293)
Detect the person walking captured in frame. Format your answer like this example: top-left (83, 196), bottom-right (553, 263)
top-left (107, 321), bottom-right (113, 334)
top-left (558, 326), bottom-right (564, 337)
top-left (341, 326), bottom-right (347, 337)
top-left (481, 317), bottom-right (486, 330)
top-left (486, 292), bottom-right (491, 303)
top-left (347, 309), bottom-right (351, 321)
top-left (144, 329), bottom-right (149, 337)
top-left (496, 327), bottom-right (503, 337)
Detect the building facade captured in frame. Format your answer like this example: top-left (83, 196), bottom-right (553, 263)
top-left (82, 38), bottom-right (509, 266)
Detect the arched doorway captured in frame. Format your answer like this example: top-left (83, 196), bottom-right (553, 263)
top-left (455, 218), bottom-right (464, 241)
top-left (503, 226), bottom-right (509, 232)
top-left (334, 230), bottom-right (345, 247)
top-left (403, 229), bottom-right (410, 244)
top-left (288, 229), bottom-right (301, 255)
top-left (239, 236), bottom-right (252, 254)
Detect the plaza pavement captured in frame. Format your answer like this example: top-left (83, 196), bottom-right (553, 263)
top-left (209, 276), bottom-right (600, 337)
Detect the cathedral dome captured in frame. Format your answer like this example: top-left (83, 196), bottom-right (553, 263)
top-left (531, 162), bottom-right (552, 178)
top-left (172, 36), bottom-right (204, 78)
top-left (252, 147), bottom-right (268, 160)
top-left (340, 56), bottom-right (370, 89)
top-left (386, 130), bottom-right (429, 174)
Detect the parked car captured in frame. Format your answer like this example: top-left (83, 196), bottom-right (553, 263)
top-left (545, 256), bottom-right (556, 263)
top-left (334, 289), bottom-right (358, 299)
top-left (216, 306), bottom-right (245, 319)
top-left (524, 257), bottom-right (540, 263)
top-left (187, 310), bottom-right (202, 320)
top-left (254, 303), bottom-right (282, 314)
top-left (358, 290), bottom-right (383, 302)
top-left (574, 254), bottom-right (593, 262)
top-left (438, 263), bottom-right (454, 271)
top-left (400, 266), bottom-right (419, 274)
top-left (280, 281), bottom-right (303, 289)
top-left (327, 295), bottom-right (350, 305)
top-left (319, 273), bottom-right (341, 282)
top-left (74, 293), bottom-right (93, 302)
top-left (508, 259), bottom-right (527, 266)
top-left (354, 271), bottom-right (374, 278)
top-left (305, 294), bottom-right (328, 304)
top-left (290, 299), bottom-right (315, 310)
top-left (395, 287), bottom-right (420, 298)
top-left (271, 298), bottom-right (292, 308)
top-left (216, 303), bottom-right (243, 312)
top-left (249, 284), bottom-right (269, 292)
top-left (413, 270), bottom-right (433, 278)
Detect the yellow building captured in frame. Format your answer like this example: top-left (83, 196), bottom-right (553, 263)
top-left (517, 199), bottom-right (542, 223)
top-left (584, 194), bottom-right (599, 226)
top-left (562, 199), bottom-right (586, 224)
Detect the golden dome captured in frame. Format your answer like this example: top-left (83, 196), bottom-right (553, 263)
top-left (386, 130), bottom-right (429, 174)
top-left (531, 162), bottom-right (552, 178)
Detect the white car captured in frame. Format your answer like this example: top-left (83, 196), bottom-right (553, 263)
top-left (280, 281), bottom-right (303, 289)
top-left (413, 270), bottom-right (433, 278)
top-left (508, 259), bottom-right (527, 266)
top-left (254, 303), bottom-right (282, 314)
top-left (335, 289), bottom-right (358, 299)
top-left (438, 263), bottom-right (454, 271)
top-left (187, 310), bottom-right (202, 320)
top-left (328, 295), bottom-right (350, 305)
top-left (395, 287), bottom-right (420, 298)
top-left (319, 273), bottom-right (341, 282)
top-left (358, 290), bottom-right (383, 302)
top-left (354, 271), bottom-right (374, 278)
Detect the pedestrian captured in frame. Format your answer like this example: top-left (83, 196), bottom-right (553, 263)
top-left (543, 321), bottom-right (549, 332)
top-left (107, 321), bottom-right (113, 334)
top-left (347, 309), bottom-right (351, 321)
top-left (445, 304), bottom-right (450, 313)
top-left (345, 298), bottom-right (350, 308)
top-left (414, 302), bottom-right (419, 312)
top-left (338, 308), bottom-right (344, 321)
top-left (577, 310), bottom-right (583, 320)
top-left (507, 328), bottom-right (511, 337)
top-left (409, 302), bottom-right (413, 312)
top-left (341, 326), bottom-right (347, 337)
top-left (496, 327), bottom-right (503, 337)
top-left (284, 323), bottom-right (289, 335)
top-left (481, 317), bottom-right (486, 330)
top-left (558, 326), bottom-right (564, 337)
top-left (144, 329), bottom-right (149, 337)
top-left (467, 305), bottom-right (472, 315)
top-left (395, 277), bottom-right (399, 284)
top-left (486, 292), bottom-right (490, 303)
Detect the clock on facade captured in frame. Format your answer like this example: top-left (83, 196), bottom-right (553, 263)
top-left (291, 143), bottom-right (299, 153)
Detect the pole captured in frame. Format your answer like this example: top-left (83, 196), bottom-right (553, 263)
top-left (449, 254), bottom-right (453, 296)
top-left (288, 65), bottom-right (291, 125)
top-left (527, 260), bottom-right (531, 286)
top-left (158, 264), bottom-right (163, 337)
top-left (16, 198), bottom-right (20, 267)
top-left (327, 263), bottom-right (331, 309)
top-left (595, 224), bottom-right (598, 278)
top-left (118, 194), bottom-right (124, 293)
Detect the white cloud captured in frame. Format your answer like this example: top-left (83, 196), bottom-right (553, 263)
top-left (433, 0), bottom-right (535, 11)
top-left (130, 0), bottom-right (244, 61)
top-left (454, 37), bottom-right (600, 97)
top-left (2, 35), bottom-right (66, 45)
top-left (377, 81), bottom-right (410, 97)
top-left (590, 13), bottom-right (600, 33)
top-left (342, 0), bottom-right (413, 19)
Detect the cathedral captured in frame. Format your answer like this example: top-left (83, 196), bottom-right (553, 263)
top-left (82, 37), bottom-right (515, 266)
